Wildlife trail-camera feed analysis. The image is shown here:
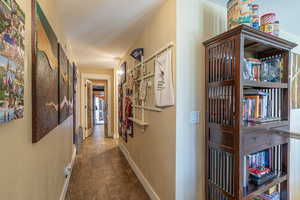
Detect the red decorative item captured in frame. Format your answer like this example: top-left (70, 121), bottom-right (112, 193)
top-left (261, 13), bottom-right (276, 25)
top-left (249, 166), bottom-right (271, 178)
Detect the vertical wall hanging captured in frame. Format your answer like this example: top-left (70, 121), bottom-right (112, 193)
top-left (58, 44), bottom-right (69, 123)
top-left (0, 0), bottom-right (25, 124)
top-left (68, 61), bottom-right (73, 115)
top-left (291, 53), bottom-right (300, 109)
top-left (72, 63), bottom-right (77, 143)
top-left (32, 0), bottom-right (59, 142)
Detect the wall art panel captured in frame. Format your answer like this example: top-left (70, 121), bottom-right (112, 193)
top-left (68, 61), bottom-right (73, 115)
top-left (0, 0), bottom-right (25, 123)
top-left (32, 1), bottom-right (59, 142)
top-left (58, 44), bottom-right (69, 123)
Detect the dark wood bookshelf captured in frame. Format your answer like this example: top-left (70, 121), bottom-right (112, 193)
top-left (204, 25), bottom-right (297, 200)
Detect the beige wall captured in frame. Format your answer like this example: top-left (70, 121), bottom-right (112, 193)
top-left (0, 0), bottom-right (75, 200)
top-left (79, 67), bottom-right (115, 136)
top-left (119, 0), bottom-right (176, 199)
top-left (176, 0), bottom-right (226, 199)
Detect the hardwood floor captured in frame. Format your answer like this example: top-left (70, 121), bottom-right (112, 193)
top-left (66, 125), bottom-right (150, 200)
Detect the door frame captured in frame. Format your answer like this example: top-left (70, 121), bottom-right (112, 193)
top-left (93, 84), bottom-right (105, 125)
top-left (81, 73), bottom-right (112, 139)
top-left (84, 80), bottom-right (93, 138)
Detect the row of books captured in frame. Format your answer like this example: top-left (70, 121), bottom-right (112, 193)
top-left (243, 145), bottom-right (283, 188)
top-left (248, 150), bottom-right (270, 170)
top-left (242, 89), bottom-right (282, 123)
top-left (243, 55), bottom-right (283, 82)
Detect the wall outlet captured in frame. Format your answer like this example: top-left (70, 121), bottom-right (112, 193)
top-left (190, 111), bottom-right (200, 124)
top-left (64, 164), bottom-right (72, 178)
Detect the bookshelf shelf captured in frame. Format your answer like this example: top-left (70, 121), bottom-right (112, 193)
top-left (242, 120), bottom-right (289, 132)
top-left (243, 80), bottom-right (288, 89)
top-left (204, 25), bottom-right (297, 200)
top-left (244, 174), bottom-right (287, 200)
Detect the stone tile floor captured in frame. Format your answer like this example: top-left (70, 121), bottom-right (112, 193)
top-left (66, 125), bottom-right (150, 200)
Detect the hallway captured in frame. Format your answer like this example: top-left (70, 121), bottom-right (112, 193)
top-left (66, 126), bottom-right (150, 200)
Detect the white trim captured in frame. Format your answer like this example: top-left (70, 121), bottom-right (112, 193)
top-left (80, 73), bottom-right (113, 138)
top-left (118, 143), bottom-right (160, 200)
top-left (60, 146), bottom-right (76, 200)
top-left (84, 80), bottom-right (93, 138)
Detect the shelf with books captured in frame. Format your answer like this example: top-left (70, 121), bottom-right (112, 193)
top-left (243, 144), bottom-right (288, 200)
top-left (242, 87), bottom-right (287, 131)
top-left (244, 175), bottom-right (287, 200)
top-left (242, 56), bottom-right (285, 82)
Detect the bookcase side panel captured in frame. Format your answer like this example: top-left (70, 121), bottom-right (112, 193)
top-left (206, 35), bottom-right (240, 200)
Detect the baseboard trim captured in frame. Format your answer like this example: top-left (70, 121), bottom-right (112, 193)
top-left (59, 145), bottom-right (76, 200)
top-left (118, 143), bottom-right (160, 200)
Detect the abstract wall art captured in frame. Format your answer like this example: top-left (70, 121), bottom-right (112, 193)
top-left (68, 61), bottom-right (73, 115)
top-left (0, 0), bottom-right (25, 124)
top-left (292, 53), bottom-right (300, 109)
top-left (32, 1), bottom-right (59, 142)
top-left (58, 44), bottom-right (69, 123)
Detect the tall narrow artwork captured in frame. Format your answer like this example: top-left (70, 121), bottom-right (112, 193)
top-left (68, 61), bottom-right (73, 115)
top-left (32, 1), bottom-right (59, 142)
top-left (0, 0), bottom-right (25, 124)
top-left (58, 44), bottom-right (69, 123)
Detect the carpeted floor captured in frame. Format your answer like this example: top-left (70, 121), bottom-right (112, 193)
top-left (65, 125), bottom-right (150, 200)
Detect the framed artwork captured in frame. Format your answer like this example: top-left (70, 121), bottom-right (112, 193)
top-left (72, 63), bottom-right (77, 144)
top-left (32, 1), bottom-right (59, 142)
top-left (0, 0), bottom-right (25, 123)
top-left (291, 53), bottom-right (300, 109)
top-left (118, 84), bottom-right (127, 142)
top-left (119, 62), bottom-right (126, 85)
top-left (68, 61), bottom-right (73, 115)
top-left (58, 44), bottom-right (69, 123)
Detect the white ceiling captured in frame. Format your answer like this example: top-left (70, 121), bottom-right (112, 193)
top-left (57, 0), bottom-right (164, 69)
top-left (209, 0), bottom-right (300, 36)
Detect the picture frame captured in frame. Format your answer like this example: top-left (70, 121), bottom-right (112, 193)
top-left (32, 0), bottom-right (59, 142)
top-left (291, 53), bottom-right (300, 109)
top-left (0, 0), bottom-right (25, 124)
top-left (120, 62), bottom-right (127, 85)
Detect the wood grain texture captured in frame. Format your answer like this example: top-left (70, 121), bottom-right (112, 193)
top-left (32, 0), bottom-right (59, 143)
top-left (203, 25), bottom-right (296, 200)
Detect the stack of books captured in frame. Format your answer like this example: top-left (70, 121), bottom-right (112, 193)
top-left (243, 56), bottom-right (283, 82)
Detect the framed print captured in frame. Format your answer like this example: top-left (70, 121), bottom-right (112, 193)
top-left (32, 0), bottom-right (58, 142)
top-left (119, 62), bottom-right (126, 84)
top-left (0, 0), bottom-right (25, 124)
top-left (58, 44), bottom-right (69, 123)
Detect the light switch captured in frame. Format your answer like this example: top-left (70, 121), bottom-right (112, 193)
top-left (190, 111), bottom-right (200, 124)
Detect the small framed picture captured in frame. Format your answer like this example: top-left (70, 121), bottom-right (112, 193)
top-left (120, 62), bottom-right (127, 84)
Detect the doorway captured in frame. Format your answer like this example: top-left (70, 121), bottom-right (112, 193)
top-left (81, 74), bottom-right (112, 139)
top-left (93, 85), bottom-right (105, 125)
